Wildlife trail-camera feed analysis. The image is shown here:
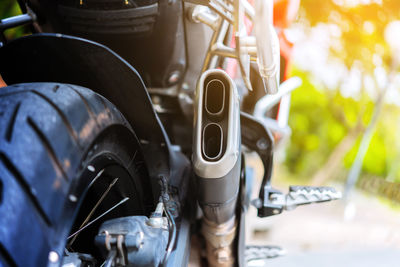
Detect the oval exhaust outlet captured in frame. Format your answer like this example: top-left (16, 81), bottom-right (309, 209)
top-left (202, 123), bottom-right (223, 161)
top-left (193, 68), bottom-right (240, 179)
top-left (205, 79), bottom-right (225, 117)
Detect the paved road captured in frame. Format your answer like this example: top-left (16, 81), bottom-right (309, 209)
top-left (246, 157), bottom-right (400, 266)
top-left (260, 249), bottom-right (400, 267)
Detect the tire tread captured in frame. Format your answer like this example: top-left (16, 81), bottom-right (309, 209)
top-left (26, 116), bottom-right (68, 180)
top-left (0, 152), bottom-right (52, 226)
top-left (4, 102), bottom-right (20, 142)
top-left (0, 82), bottom-right (132, 266)
top-left (30, 90), bottom-right (79, 144)
top-left (0, 242), bottom-right (17, 267)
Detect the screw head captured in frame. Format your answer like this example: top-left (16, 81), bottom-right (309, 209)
top-left (69, 195), bottom-right (78, 202)
top-left (182, 83), bottom-right (190, 90)
top-left (87, 165), bottom-right (95, 172)
top-left (168, 71), bottom-right (180, 84)
top-left (256, 138), bottom-right (269, 150)
top-left (48, 251), bottom-right (59, 263)
top-left (152, 95), bottom-right (162, 105)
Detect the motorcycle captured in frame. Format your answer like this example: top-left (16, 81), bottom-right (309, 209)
top-left (0, 0), bottom-right (341, 266)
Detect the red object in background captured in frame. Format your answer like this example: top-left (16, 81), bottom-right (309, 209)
top-left (273, 0), bottom-right (301, 29)
top-left (227, 0), bottom-right (299, 79)
top-left (0, 74), bottom-right (6, 88)
top-left (273, 0), bottom-right (299, 80)
top-left (273, 0), bottom-right (298, 123)
top-left (279, 31), bottom-right (294, 80)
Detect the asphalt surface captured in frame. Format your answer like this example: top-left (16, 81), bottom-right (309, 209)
top-left (245, 156), bottom-right (400, 267)
top-left (262, 248), bottom-right (400, 267)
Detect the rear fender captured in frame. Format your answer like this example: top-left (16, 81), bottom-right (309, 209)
top-left (0, 33), bottom-right (175, 203)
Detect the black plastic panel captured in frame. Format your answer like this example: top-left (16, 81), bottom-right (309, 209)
top-left (0, 33), bottom-right (174, 203)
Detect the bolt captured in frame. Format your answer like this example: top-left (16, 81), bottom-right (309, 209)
top-left (182, 83), bottom-right (190, 90)
top-left (87, 165), bottom-right (95, 172)
top-left (69, 194), bottom-right (78, 202)
top-left (152, 95), bottom-right (161, 105)
top-left (256, 138), bottom-right (269, 150)
top-left (48, 251), bottom-right (59, 263)
top-left (168, 71), bottom-right (180, 84)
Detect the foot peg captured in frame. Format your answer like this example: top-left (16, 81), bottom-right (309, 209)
top-left (245, 245), bottom-right (285, 262)
top-left (253, 185), bottom-right (342, 217)
top-left (285, 186), bottom-right (342, 209)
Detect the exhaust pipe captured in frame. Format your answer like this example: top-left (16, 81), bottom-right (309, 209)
top-left (202, 123), bottom-right (224, 161)
top-left (193, 69), bottom-right (241, 266)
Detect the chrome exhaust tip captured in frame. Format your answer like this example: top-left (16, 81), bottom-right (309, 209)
top-left (193, 69), bottom-right (240, 180)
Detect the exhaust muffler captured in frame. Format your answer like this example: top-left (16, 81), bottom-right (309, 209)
top-left (193, 69), bottom-right (241, 266)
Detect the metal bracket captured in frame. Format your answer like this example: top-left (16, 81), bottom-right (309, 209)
top-left (0, 5), bottom-right (37, 45)
top-left (184, 0), bottom-right (258, 91)
top-left (241, 112), bottom-right (342, 217)
top-left (240, 112), bottom-right (275, 217)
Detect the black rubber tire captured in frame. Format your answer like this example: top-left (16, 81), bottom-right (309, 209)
top-left (0, 83), bottom-right (150, 267)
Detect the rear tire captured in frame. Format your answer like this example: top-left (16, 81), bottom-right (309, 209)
top-left (0, 83), bottom-right (151, 266)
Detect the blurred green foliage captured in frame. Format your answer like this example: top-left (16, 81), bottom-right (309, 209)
top-left (300, 0), bottom-right (400, 72)
top-left (287, 67), bottom-right (400, 182)
top-left (287, 69), bottom-right (340, 175)
top-left (0, 1), bottom-right (27, 39)
top-left (283, 0), bottom-right (400, 194)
